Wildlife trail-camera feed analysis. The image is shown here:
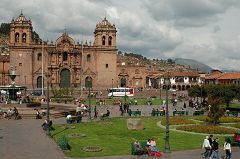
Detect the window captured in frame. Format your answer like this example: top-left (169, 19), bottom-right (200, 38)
top-left (102, 36), bottom-right (106, 45)
top-left (15, 32), bottom-right (19, 43)
top-left (63, 52), bottom-right (68, 61)
top-left (22, 33), bottom-right (26, 43)
top-left (19, 63), bottom-right (22, 66)
top-left (105, 64), bottom-right (108, 68)
top-left (37, 53), bottom-right (42, 61)
top-left (108, 36), bottom-right (112, 46)
top-left (87, 54), bottom-right (91, 62)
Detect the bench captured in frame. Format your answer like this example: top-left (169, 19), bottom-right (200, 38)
top-left (131, 141), bottom-right (148, 155)
top-left (173, 111), bottom-right (186, 116)
top-left (66, 116), bottom-right (82, 123)
top-left (225, 111), bottom-right (238, 117)
top-left (225, 136), bottom-right (240, 147)
top-left (131, 111), bottom-right (141, 116)
top-left (151, 111), bottom-right (165, 116)
top-left (193, 111), bottom-right (204, 116)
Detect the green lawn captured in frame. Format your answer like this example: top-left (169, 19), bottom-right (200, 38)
top-left (51, 117), bottom-right (226, 157)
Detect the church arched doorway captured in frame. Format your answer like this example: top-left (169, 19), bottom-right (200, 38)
top-left (37, 76), bottom-right (43, 88)
top-left (120, 78), bottom-right (126, 87)
top-left (60, 69), bottom-right (71, 88)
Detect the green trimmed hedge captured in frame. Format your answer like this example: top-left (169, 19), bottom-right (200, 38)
top-left (177, 124), bottom-right (240, 134)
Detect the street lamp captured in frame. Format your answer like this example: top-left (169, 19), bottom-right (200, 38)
top-left (200, 80), bottom-right (203, 105)
top-left (159, 76), bottom-right (162, 100)
top-left (86, 77), bottom-right (92, 120)
top-left (45, 72), bottom-right (51, 136)
top-left (112, 79), bottom-right (114, 98)
top-left (164, 74), bottom-right (171, 153)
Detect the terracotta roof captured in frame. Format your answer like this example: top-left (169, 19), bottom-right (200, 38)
top-left (168, 71), bottom-right (199, 77)
top-left (205, 72), bottom-right (223, 80)
top-left (218, 72), bottom-right (240, 80)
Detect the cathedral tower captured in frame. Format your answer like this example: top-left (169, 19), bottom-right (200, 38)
top-left (94, 18), bottom-right (117, 48)
top-left (9, 12), bottom-right (32, 45)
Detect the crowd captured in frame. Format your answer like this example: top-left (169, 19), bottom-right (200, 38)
top-left (2, 107), bottom-right (20, 120)
top-left (202, 134), bottom-right (239, 159)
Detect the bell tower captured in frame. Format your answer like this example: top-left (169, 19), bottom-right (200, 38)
top-left (10, 12), bottom-right (32, 45)
top-left (94, 18), bottom-right (117, 48)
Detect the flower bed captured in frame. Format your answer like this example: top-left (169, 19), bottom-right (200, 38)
top-left (193, 116), bottom-right (240, 123)
top-left (229, 124), bottom-right (240, 129)
top-left (161, 117), bottom-right (195, 126)
top-left (176, 124), bottom-right (240, 134)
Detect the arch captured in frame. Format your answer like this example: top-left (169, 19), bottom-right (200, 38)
top-left (108, 36), bottom-right (112, 46)
top-left (60, 69), bottom-right (71, 88)
top-left (186, 85), bottom-right (191, 90)
top-left (85, 76), bottom-right (92, 88)
top-left (37, 76), bottom-right (43, 88)
top-left (172, 85), bottom-right (177, 89)
top-left (15, 32), bottom-right (19, 43)
top-left (120, 78), bottom-right (126, 87)
top-left (63, 52), bottom-right (68, 61)
top-left (177, 85), bottom-right (181, 91)
top-left (22, 32), bottom-right (26, 43)
top-left (182, 85), bottom-right (186, 90)
top-left (37, 53), bottom-right (42, 61)
top-left (102, 36), bottom-right (106, 45)
top-left (87, 54), bottom-right (91, 62)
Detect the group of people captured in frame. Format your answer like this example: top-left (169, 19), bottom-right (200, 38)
top-left (151, 107), bottom-right (165, 116)
top-left (2, 107), bottom-right (20, 120)
top-left (202, 135), bottom-right (232, 159)
top-left (133, 138), bottom-right (161, 156)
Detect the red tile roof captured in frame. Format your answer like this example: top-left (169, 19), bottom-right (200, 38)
top-left (218, 72), bottom-right (240, 80)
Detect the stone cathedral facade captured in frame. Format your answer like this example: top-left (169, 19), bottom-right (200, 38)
top-left (8, 13), bottom-right (118, 90)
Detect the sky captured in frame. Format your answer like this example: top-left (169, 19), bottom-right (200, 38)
top-left (1, 0), bottom-right (240, 71)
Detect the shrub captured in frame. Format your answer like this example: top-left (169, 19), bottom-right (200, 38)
top-left (26, 102), bottom-right (41, 107)
top-left (193, 116), bottom-right (240, 123)
top-left (177, 124), bottom-right (240, 134)
top-left (161, 117), bottom-right (195, 126)
top-left (57, 136), bottom-right (70, 150)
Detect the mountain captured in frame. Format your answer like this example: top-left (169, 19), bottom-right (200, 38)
top-left (174, 58), bottom-right (212, 73)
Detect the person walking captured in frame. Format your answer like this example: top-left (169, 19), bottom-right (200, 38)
top-left (202, 136), bottom-right (211, 158)
top-left (224, 138), bottom-right (232, 159)
top-left (210, 138), bottom-right (221, 159)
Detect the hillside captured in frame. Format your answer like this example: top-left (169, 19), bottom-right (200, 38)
top-left (174, 58), bottom-right (212, 73)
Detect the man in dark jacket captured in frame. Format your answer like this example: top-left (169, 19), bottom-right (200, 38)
top-left (210, 138), bottom-right (221, 159)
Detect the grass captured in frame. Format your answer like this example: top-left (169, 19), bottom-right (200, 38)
top-left (51, 117), bottom-right (226, 157)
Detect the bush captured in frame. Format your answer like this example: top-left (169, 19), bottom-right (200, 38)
top-left (177, 124), bottom-right (240, 134)
top-left (26, 102), bottom-right (41, 107)
top-left (161, 117), bottom-right (195, 126)
top-left (57, 136), bottom-right (70, 150)
top-left (193, 116), bottom-right (240, 123)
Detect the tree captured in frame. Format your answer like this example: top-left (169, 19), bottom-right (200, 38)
top-left (0, 23), bottom-right (10, 35)
top-left (207, 96), bottom-right (225, 125)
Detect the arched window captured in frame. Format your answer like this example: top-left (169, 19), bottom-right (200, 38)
top-left (22, 33), bottom-right (26, 43)
top-left (87, 54), bottom-right (91, 62)
top-left (102, 36), bottom-right (106, 45)
top-left (108, 36), bottom-right (112, 46)
top-left (37, 53), bottom-right (42, 61)
top-left (85, 76), bottom-right (92, 88)
top-left (120, 78), bottom-right (126, 87)
top-left (63, 52), bottom-right (68, 61)
top-left (15, 32), bottom-right (19, 43)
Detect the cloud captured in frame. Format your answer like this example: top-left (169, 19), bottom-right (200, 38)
top-left (1, 0), bottom-right (240, 70)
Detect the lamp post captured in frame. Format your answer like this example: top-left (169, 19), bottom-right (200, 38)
top-left (200, 80), bottom-right (203, 105)
top-left (46, 72), bottom-right (50, 136)
top-left (86, 77), bottom-right (92, 120)
top-left (112, 79), bottom-right (114, 98)
top-left (164, 74), bottom-right (171, 153)
top-left (159, 76), bottom-right (162, 100)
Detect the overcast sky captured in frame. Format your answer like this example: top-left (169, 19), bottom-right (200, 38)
top-left (1, 0), bottom-right (240, 71)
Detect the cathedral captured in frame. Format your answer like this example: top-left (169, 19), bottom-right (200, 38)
top-left (8, 13), bottom-right (120, 90)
